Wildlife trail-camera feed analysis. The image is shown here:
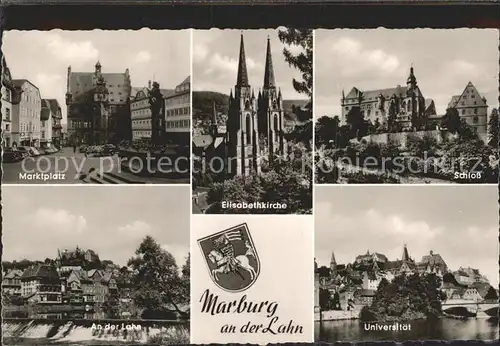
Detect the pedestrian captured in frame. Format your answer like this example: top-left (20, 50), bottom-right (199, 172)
top-left (73, 144), bottom-right (76, 154)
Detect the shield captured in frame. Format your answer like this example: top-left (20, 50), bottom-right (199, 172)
top-left (198, 223), bottom-right (260, 293)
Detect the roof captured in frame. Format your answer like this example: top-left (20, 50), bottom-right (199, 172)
top-left (193, 135), bottom-right (214, 148)
top-left (470, 282), bottom-right (491, 298)
top-left (345, 85), bottom-right (409, 102)
top-left (4, 269), bottom-right (23, 279)
top-left (41, 100), bottom-right (52, 120)
top-left (12, 79), bottom-right (40, 91)
top-left (45, 99), bottom-right (62, 117)
top-left (447, 82), bottom-right (487, 109)
top-left (21, 264), bottom-right (59, 280)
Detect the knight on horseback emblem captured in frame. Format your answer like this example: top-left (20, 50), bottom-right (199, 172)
top-left (198, 223), bottom-right (260, 292)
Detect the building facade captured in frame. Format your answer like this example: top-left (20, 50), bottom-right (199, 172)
top-left (447, 82), bottom-right (488, 135)
top-left (1, 56), bottom-right (15, 148)
top-left (2, 269), bottom-right (23, 295)
top-left (164, 76), bottom-right (190, 145)
top-left (12, 79), bottom-right (42, 147)
top-left (40, 99), bottom-right (54, 148)
top-left (341, 66), bottom-right (435, 131)
top-left (21, 264), bottom-right (62, 304)
top-left (131, 82), bottom-right (174, 142)
top-left (66, 61), bottom-right (131, 145)
top-left (46, 99), bottom-right (63, 147)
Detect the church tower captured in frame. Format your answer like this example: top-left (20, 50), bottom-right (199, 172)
top-left (258, 36), bottom-right (285, 156)
top-left (404, 66), bottom-right (425, 129)
top-left (227, 34), bottom-right (261, 177)
top-left (209, 101), bottom-right (218, 138)
top-left (330, 251), bottom-right (337, 279)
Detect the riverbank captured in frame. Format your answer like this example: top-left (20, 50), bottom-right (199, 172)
top-left (315, 309), bottom-right (360, 322)
top-left (2, 319), bottom-right (189, 345)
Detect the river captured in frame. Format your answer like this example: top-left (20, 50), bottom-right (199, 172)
top-left (316, 318), bottom-right (499, 342)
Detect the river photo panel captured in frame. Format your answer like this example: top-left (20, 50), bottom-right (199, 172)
top-left (191, 215), bottom-right (314, 344)
top-left (1, 186), bottom-right (190, 345)
top-left (314, 185), bottom-right (499, 342)
top-left (1, 29), bottom-right (191, 185)
top-left (191, 28), bottom-right (313, 215)
top-left (314, 28), bottom-right (499, 185)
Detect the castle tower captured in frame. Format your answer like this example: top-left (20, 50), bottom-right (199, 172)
top-left (227, 34), bottom-right (261, 177)
top-left (258, 36), bottom-right (285, 156)
top-left (330, 251), bottom-right (337, 279)
top-left (402, 243), bottom-right (410, 262)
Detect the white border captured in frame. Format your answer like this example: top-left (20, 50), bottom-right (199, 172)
top-left (188, 27), bottom-right (194, 344)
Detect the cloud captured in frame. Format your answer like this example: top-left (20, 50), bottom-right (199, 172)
top-left (161, 244), bottom-right (189, 271)
top-left (44, 33), bottom-right (99, 64)
top-left (193, 44), bottom-right (209, 63)
top-left (331, 37), bottom-right (401, 77)
top-left (134, 51), bottom-right (152, 64)
top-left (35, 73), bottom-right (64, 99)
top-left (32, 208), bottom-right (87, 233)
top-left (117, 221), bottom-right (152, 237)
top-left (205, 53), bottom-right (261, 76)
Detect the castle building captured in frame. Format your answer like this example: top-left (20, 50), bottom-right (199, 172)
top-left (66, 61), bottom-right (132, 145)
top-left (341, 66), bottom-right (436, 131)
top-left (447, 82), bottom-right (488, 135)
top-left (226, 34), bottom-right (286, 177)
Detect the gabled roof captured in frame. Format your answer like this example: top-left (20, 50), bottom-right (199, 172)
top-left (12, 79), bottom-right (40, 91)
top-left (448, 82), bottom-right (487, 109)
top-left (21, 264), bottom-right (59, 280)
top-left (345, 86), bottom-right (408, 102)
top-left (470, 282), bottom-right (491, 298)
top-left (4, 269), bottom-right (23, 279)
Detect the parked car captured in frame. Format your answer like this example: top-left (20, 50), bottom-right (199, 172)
top-left (2, 148), bottom-right (24, 162)
top-left (16, 146), bottom-right (31, 158)
top-left (29, 147), bottom-right (41, 156)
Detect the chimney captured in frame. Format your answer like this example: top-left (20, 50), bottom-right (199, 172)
top-left (148, 80), bottom-right (152, 89)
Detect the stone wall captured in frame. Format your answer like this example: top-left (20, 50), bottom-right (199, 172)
top-left (355, 130), bottom-right (463, 149)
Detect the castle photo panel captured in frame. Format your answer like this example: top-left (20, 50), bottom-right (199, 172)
top-left (192, 29), bottom-right (313, 215)
top-left (314, 29), bottom-right (499, 184)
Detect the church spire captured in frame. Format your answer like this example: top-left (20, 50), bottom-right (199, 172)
top-left (263, 35), bottom-right (276, 89)
top-left (330, 251), bottom-right (336, 264)
top-left (407, 64), bottom-right (417, 88)
top-left (402, 244), bottom-right (410, 261)
top-left (236, 34), bottom-right (249, 87)
top-left (212, 101), bottom-right (217, 125)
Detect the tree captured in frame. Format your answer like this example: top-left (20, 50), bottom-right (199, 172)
top-left (315, 116), bottom-right (339, 148)
top-left (319, 288), bottom-right (333, 310)
top-left (277, 28), bottom-right (313, 104)
top-left (127, 236), bottom-right (187, 319)
top-left (345, 107), bottom-right (367, 139)
top-left (387, 103), bottom-right (397, 133)
top-left (443, 107), bottom-right (461, 134)
top-left (488, 108), bottom-right (499, 148)
top-left (102, 292), bottom-right (120, 318)
top-left (179, 254), bottom-right (190, 306)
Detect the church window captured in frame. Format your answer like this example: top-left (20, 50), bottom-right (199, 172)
top-left (274, 114), bottom-right (279, 131)
top-left (273, 100), bottom-right (277, 109)
top-left (245, 100), bottom-right (250, 110)
top-left (406, 101), bottom-right (411, 112)
top-left (473, 116), bottom-right (478, 124)
top-left (246, 115), bottom-right (252, 144)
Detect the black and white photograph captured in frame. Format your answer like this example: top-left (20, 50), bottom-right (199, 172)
top-left (314, 186), bottom-right (499, 342)
top-left (1, 29), bottom-right (191, 184)
top-left (1, 186), bottom-right (190, 345)
top-left (314, 29), bottom-right (499, 184)
top-left (191, 29), bottom-right (313, 214)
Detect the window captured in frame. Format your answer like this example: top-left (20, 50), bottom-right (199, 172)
top-left (5, 108), bottom-right (10, 121)
top-left (474, 108), bottom-right (478, 114)
top-left (462, 109), bottom-right (466, 115)
top-left (6, 124), bottom-right (10, 131)
top-left (245, 115), bottom-right (252, 144)
top-left (274, 114), bottom-right (279, 131)
top-left (473, 116), bottom-right (479, 124)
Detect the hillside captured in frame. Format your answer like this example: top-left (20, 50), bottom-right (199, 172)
top-left (192, 91), bottom-right (229, 123)
top-left (193, 91), bottom-right (310, 124)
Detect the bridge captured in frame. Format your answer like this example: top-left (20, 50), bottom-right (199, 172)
top-left (442, 299), bottom-right (498, 318)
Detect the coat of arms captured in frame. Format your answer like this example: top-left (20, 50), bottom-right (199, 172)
top-left (198, 223), bottom-right (260, 292)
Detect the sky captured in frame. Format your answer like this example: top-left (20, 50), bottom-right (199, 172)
top-left (193, 29), bottom-right (308, 100)
top-left (315, 185), bottom-right (499, 288)
top-left (2, 186), bottom-right (190, 269)
top-left (2, 29), bottom-right (191, 124)
top-left (315, 29), bottom-right (499, 118)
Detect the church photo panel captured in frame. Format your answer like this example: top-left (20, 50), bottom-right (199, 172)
top-left (192, 29), bottom-right (313, 215)
top-left (314, 28), bottom-right (499, 185)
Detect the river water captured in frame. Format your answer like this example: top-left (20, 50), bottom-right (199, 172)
top-left (316, 318), bottom-right (499, 342)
